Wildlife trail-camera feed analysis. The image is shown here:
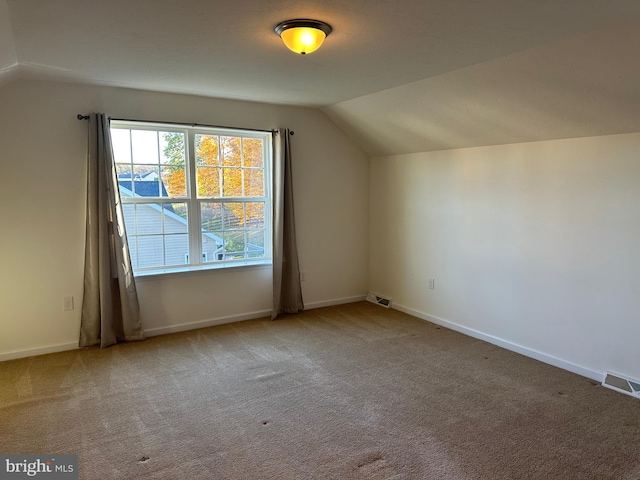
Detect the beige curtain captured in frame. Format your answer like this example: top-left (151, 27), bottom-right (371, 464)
top-left (272, 129), bottom-right (304, 319)
top-left (80, 113), bottom-right (145, 347)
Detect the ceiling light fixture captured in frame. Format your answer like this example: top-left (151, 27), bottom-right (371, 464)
top-left (274, 19), bottom-right (332, 55)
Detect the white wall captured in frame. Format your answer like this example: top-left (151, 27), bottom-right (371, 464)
top-left (0, 79), bottom-right (369, 359)
top-left (0, 0), bottom-right (17, 74)
top-left (370, 133), bottom-right (640, 381)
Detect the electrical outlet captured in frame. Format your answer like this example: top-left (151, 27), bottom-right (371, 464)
top-left (63, 296), bottom-right (74, 311)
top-left (428, 278), bottom-right (435, 290)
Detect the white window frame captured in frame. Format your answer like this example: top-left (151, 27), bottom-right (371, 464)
top-left (184, 253), bottom-right (209, 263)
top-left (111, 120), bottom-right (273, 276)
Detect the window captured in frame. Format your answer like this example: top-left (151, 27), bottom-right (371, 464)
top-left (110, 121), bottom-right (272, 274)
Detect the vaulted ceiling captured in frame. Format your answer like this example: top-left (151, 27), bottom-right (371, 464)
top-left (2, 0), bottom-right (640, 155)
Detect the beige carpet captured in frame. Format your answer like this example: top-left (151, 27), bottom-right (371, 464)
top-left (1, 302), bottom-right (639, 479)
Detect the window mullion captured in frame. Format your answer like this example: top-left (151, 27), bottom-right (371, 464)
top-left (240, 138), bottom-right (245, 197)
top-left (186, 129), bottom-right (201, 265)
top-left (266, 138), bottom-right (273, 260)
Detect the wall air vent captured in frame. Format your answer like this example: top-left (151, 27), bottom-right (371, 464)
top-left (366, 292), bottom-right (392, 308)
top-left (602, 372), bottom-right (640, 399)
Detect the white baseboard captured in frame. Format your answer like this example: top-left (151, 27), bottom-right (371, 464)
top-left (304, 295), bottom-right (367, 310)
top-left (0, 295), bottom-right (369, 362)
top-left (0, 342), bottom-right (79, 362)
top-left (145, 309), bottom-right (272, 337)
top-left (393, 303), bottom-right (604, 382)
top-left (145, 295), bottom-right (368, 337)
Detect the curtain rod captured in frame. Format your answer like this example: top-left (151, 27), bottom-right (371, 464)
top-left (76, 114), bottom-right (294, 135)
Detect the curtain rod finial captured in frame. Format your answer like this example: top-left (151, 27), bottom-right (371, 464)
top-left (77, 114), bottom-right (90, 120)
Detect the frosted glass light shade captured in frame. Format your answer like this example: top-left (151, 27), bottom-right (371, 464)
top-left (280, 27), bottom-right (326, 54)
top-left (275, 19), bottom-right (332, 55)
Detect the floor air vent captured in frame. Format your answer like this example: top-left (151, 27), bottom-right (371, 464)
top-left (602, 372), bottom-right (640, 399)
top-left (366, 293), bottom-right (392, 308)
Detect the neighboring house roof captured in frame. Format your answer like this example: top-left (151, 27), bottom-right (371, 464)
top-left (118, 181), bottom-right (223, 246)
top-left (118, 178), bottom-right (175, 213)
top-left (118, 179), bottom-right (171, 199)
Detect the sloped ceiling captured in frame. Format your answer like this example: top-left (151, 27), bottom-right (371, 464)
top-left (2, 0), bottom-right (640, 155)
top-left (323, 19), bottom-right (640, 155)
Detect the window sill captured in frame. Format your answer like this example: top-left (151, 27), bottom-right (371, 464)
top-left (133, 260), bottom-right (272, 281)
